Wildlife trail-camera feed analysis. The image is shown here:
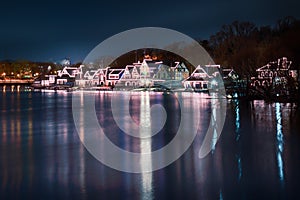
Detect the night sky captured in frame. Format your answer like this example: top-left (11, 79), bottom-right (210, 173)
top-left (1, 0), bottom-right (299, 62)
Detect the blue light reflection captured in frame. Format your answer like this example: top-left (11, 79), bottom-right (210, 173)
top-left (275, 102), bottom-right (285, 183)
top-left (234, 100), bottom-right (242, 181)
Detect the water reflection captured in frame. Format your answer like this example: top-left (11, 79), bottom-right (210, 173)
top-left (275, 102), bottom-right (285, 184)
top-left (234, 100), bottom-right (242, 181)
top-left (211, 98), bottom-right (218, 153)
top-left (0, 85), bottom-right (30, 93)
top-left (0, 92), bottom-right (87, 199)
top-left (139, 92), bottom-right (154, 200)
top-left (1, 91), bottom-right (300, 199)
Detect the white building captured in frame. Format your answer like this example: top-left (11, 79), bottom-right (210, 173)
top-left (183, 65), bottom-right (210, 90)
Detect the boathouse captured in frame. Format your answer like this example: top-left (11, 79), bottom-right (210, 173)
top-left (251, 57), bottom-right (297, 88)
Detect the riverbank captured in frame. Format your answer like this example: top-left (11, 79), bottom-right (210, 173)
top-left (0, 79), bottom-right (34, 85)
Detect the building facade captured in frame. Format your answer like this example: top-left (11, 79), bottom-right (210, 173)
top-left (251, 57), bottom-right (297, 87)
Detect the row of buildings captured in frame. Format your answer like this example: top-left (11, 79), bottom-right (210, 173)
top-left (249, 57), bottom-right (299, 99)
top-left (76, 59), bottom-right (190, 89)
top-left (250, 57), bottom-right (297, 87)
top-left (33, 57), bottom-right (298, 95)
top-left (34, 58), bottom-right (223, 91)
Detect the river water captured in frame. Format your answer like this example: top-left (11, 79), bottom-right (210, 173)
top-left (0, 85), bottom-right (300, 199)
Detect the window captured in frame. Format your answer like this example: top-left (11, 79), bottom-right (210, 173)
top-left (269, 72), bottom-right (273, 77)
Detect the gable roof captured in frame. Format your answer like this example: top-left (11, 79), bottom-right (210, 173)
top-left (58, 66), bottom-right (79, 77)
top-left (191, 65), bottom-right (210, 78)
top-left (202, 65), bottom-right (221, 77)
top-left (109, 69), bottom-right (124, 75)
top-left (257, 57), bottom-right (292, 71)
top-left (222, 68), bottom-right (239, 79)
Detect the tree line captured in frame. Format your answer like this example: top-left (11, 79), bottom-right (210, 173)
top-left (1, 16), bottom-right (299, 79)
top-left (111, 16), bottom-right (300, 77)
top-left (201, 16), bottom-right (300, 76)
top-left (0, 60), bottom-right (62, 79)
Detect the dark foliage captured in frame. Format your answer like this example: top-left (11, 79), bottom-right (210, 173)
top-left (206, 16), bottom-right (300, 76)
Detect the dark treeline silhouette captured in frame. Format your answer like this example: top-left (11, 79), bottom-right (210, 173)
top-left (0, 60), bottom-right (64, 79)
top-left (1, 16), bottom-right (299, 79)
top-left (111, 16), bottom-right (300, 77)
top-left (110, 49), bottom-right (193, 69)
top-left (202, 16), bottom-right (300, 76)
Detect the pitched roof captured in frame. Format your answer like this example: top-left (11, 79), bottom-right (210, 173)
top-left (257, 57), bottom-right (292, 71)
top-left (109, 69), bottom-right (124, 74)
